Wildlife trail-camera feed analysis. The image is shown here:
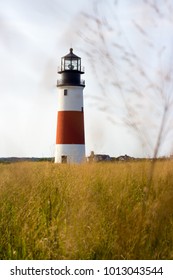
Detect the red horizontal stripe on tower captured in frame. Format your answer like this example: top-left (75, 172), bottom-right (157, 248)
top-left (56, 111), bottom-right (85, 144)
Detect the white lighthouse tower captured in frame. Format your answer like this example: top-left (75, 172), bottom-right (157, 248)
top-left (55, 48), bottom-right (85, 163)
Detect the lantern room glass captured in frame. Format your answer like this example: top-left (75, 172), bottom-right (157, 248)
top-left (61, 57), bottom-right (81, 71)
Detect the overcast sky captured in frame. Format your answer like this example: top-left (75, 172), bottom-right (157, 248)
top-left (1, 0), bottom-right (173, 158)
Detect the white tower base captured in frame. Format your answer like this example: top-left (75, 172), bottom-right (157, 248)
top-left (55, 144), bottom-right (85, 163)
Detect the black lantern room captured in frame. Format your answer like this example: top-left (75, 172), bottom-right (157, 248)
top-left (57, 48), bottom-right (85, 87)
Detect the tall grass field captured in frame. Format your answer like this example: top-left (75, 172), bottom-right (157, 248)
top-left (0, 160), bottom-right (173, 260)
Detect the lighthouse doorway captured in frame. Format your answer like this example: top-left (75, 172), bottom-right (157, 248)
top-left (61, 155), bottom-right (67, 163)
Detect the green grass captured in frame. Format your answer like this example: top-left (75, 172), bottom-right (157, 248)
top-left (0, 160), bottom-right (173, 259)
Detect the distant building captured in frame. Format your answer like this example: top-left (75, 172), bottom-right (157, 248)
top-left (87, 152), bottom-right (135, 162)
top-left (116, 154), bottom-right (135, 161)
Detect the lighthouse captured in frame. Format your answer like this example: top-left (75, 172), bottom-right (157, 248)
top-left (55, 48), bottom-right (85, 163)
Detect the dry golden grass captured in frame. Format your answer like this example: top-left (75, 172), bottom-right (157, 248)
top-left (0, 160), bottom-right (173, 259)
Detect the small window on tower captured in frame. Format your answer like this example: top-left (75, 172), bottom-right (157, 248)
top-left (81, 107), bottom-right (83, 112)
top-left (64, 89), bottom-right (68, 96)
